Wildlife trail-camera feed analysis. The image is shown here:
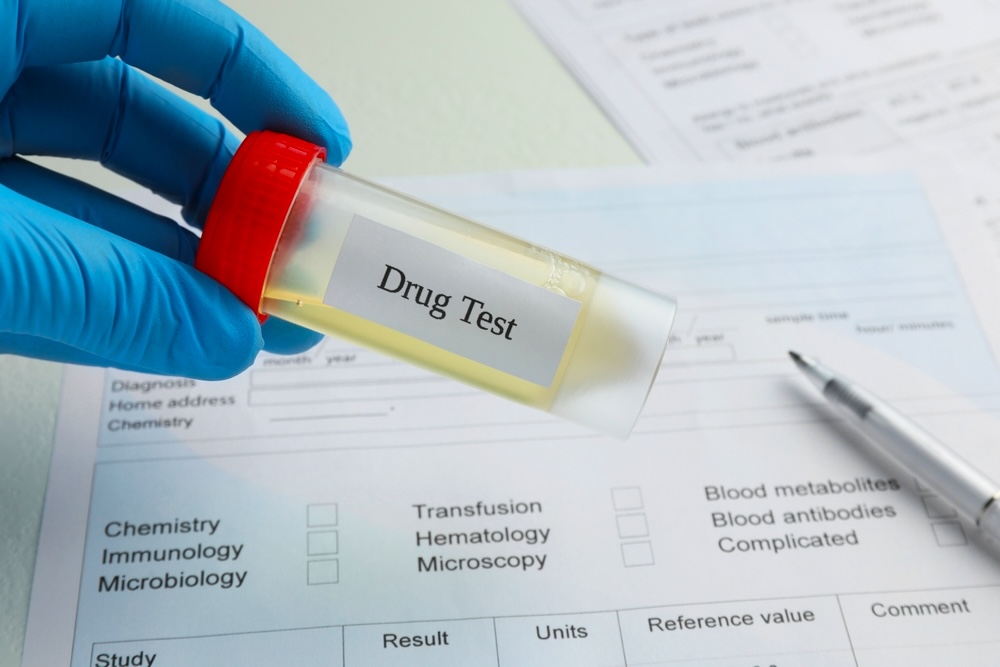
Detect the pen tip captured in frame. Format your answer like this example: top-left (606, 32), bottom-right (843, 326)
top-left (788, 350), bottom-right (806, 367)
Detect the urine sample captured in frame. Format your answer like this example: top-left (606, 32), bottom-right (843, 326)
top-left (196, 131), bottom-right (676, 437)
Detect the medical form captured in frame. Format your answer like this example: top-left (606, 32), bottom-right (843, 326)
top-left (21, 167), bottom-right (1000, 666)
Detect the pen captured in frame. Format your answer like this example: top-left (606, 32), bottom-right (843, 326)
top-left (789, 351), bottom-right (1000, 545)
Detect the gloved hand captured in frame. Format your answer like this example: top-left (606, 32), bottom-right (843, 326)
top-left (0, 0), bottom-right (351, 379)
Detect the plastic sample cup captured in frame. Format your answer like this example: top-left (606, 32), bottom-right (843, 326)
top-left (196, 132), bottom-right (676, 437)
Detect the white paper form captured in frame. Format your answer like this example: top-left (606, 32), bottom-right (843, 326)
top-left (510, 0), bottom-right (1000, 168)
top-left (22, 168), bottom-right (1000, 667)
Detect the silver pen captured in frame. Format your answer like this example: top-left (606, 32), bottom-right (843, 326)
top-left (789, 351), bottom-right (1000, 544)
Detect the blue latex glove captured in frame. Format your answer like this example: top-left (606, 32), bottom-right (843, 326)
top-left (0, 0), bottom-right (351, 379)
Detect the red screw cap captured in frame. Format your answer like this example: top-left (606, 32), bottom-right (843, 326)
top-left (196, 131), bottom-right (326, 321)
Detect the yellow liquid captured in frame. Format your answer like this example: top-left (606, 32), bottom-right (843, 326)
top-left (255, 164), bottom-right (675, 436)
top-left (262, 286), bottom-right (591, 410)
top-left (259, 164), bottom-right (605, 408)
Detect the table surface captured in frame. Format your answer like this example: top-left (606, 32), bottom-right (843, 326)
top-left (0, 0), bottom-right (638, 663)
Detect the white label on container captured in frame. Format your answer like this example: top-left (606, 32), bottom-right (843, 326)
top-left (323, 215), bottom-right (581, 386)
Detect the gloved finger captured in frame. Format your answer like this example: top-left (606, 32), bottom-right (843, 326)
top-left (0, 158), bottom-right (322, 354)
top-left (260, 317), bottom-right (324, 356)
top-left (10, 0), bottom-right (351, 164)
top-left (1, 61), bottom-right (236, 226)
top-left (0, 316), bottom-right (324, 364)
top-left (0, 159), bottom-right (325, 356)
top-left (0, 185), bottom-right (263, 380)
top-left (0, 156), bottom-right (199, 263)
top-left (0, 317), bottom-right (323, 373)
top-left (0, 332), bottom-right (190, 376)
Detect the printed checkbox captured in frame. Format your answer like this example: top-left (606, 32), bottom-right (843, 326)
top-left (922, 496), bottom-right (957, 519)
top-left (612, 487), bottom-right (644, 511)
top-left (308, 531), bottom-right (339, 556)
top-left (932, 521), bottom-right (968, 547)
top-left (307, 559), bottom-right (340, 585)
top-left (621, 541), bottom-right (655, 567)
top-left (307, 503), bottom-right (338, 527)
top-left (616, 514), bottom-right (649, 539)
